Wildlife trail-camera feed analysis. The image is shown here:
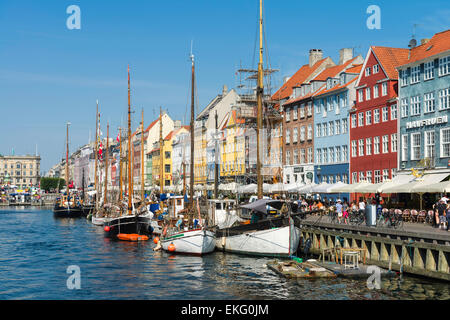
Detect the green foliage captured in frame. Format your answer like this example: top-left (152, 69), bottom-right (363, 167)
top-left (40, 177), bottom-right (65, 192)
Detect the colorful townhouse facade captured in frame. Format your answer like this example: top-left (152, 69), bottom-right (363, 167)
top-left (312, 58), bottom-right (363, 200)
top-left (396, 30), bottom-right (450, 176)
top-left (350, 46), bottom-right (409, 185)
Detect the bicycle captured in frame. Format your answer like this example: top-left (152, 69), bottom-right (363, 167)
top-left (387, 212), bottom-right (404, 229)
top-left (349, 210), bottom-right (365, 225)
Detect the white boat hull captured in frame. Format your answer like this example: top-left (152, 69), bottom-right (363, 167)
top-left (161, 229), bottom-right (216, 255)
top-left (216, 219), bottom-right (301, 257)
top-left (92, 216), bottom-right (111, 226)
top-left (150, 220), bottom-right (163, 235)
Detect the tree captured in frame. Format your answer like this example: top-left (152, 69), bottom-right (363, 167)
top-left (40, 177), bottom-right (65, 192)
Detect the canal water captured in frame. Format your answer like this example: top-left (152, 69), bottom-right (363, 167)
top-left (0, 207), bottom-right (448, 300)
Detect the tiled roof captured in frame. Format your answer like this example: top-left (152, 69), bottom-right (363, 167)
top-left (271, 58), bottom-right (329, 101)
top-left (371, 46), bottom-right (410, 79)
top-left (313, 57), bottom-right (359, 81)
top-left (314, 74), bottom-right (359, 97)
top-left (345, 63), bottom-right (363, 74)
top-left (397, 29), bottom-right (450, 68)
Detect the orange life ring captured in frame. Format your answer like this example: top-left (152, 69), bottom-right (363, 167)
top-left (168, 243), bottom-right (175, 252)
top-left (117, 233), bottom-right (149, 241)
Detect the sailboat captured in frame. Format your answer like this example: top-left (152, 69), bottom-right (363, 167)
top-left (103, 65), bottom-right (152, 240)
top-left (53, 122), bottom-right (84, 218)
top-left (213, 0), bottom-right (300, 257)
top-left (159, 50), bottom-right (216, 255)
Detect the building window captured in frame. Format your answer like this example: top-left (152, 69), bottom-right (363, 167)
top-left (307, 147), bottom-right (312, 163)
top-left (329, 147), bottom-right (334, 163)
top-left (335, 120), bottom-right (340, 135)
top-left (294, 149), bottom-right (299, 164)
top-left (307, 102), bottom-right (312, 116)
top-left (402, 135), bottom-right (408, 161)
top-left (424, 61), bottom-right (434, 80)
top-left (286, 150), bottom-right (291, 165)
top-left (425, 131), bottom-right (435, 159)
top-left (374, 136), bottom-right (380, 154)
top-left (366, 110), bottom-right (372, 125)
top-left (383, 169), bottom-right (389, 182)
top-left (381, 107), bottom-right (388, 122)
top-left (165, 164), bottom-right (171, 173)
top-left (323, 148), bottom-right (328, 163)
top-left (374, 170), bottom-right (381, 183)
top-left (300, 105), bottom-right (306, 118)
top-left (358, 139), bottom-right (364, 157)
top-left (322, 123), bottom-right (327, 137)
top-left (366, 87), bottom-right (371, 100)
top-left (358, 112), bottom-right (364, 127)
top-left (317, 149), bottom-right (322, 164)
top-left (391, 104), bottom-right (397, 120)
top-left (439, 88), bottom-right (450, 110)
top-left (328, 122), bottom-right (333, 136)
top-left (351, 114), bottom-right (357, 128)
top-left (392, 168), bottom-right (397, 179)
top-left (391, 134), bottom-right (398, 152)
top-left (342, 119), bottom-right (348, 133)
top-left (411, 132), bottom-right (421, 160)
top-left (316, 124), bottom-right (321, 137)
top-left (352, 172), bottom-right (358, 184)
top-left (366, 171), bottom-right (373, 183)
top-left (382, 135), bottom-right (389, 153)
top-left (365, 67), bottom-right (371, 77)
top-left (400, 69), bottom-right (408, 87)
top-left (300, 126), bottom-right (305, 141)
top-left (165, 151), bottom-right (171, 159)
top-left (366, 137), bottom-right (372, 155)
top-left (373, 64), bottom-right (379, 74)
top-left (285, 108), bottom-right (290, 122)
top-left (286, 129), bottom-right (290, 144)
top-left (293, 127), bottom-right (298, 143)
top-left (343, 145), bottom-right (348, 162)
top-left (382, 82), bottom-right (388, 96)
top-left (336, 146), bottom-right (341, 162)
top-left (439, 56), bottom-right (450, 77)
top-left (411, 65), bottom-right (421, 84)
top-left (293, 107), bottom-right (298, 120)
top-left (373, 85), bottom-right (379, 98)
top-left (374, 109), bottom-right (380, 123)
top-left (410, 95), bottom-right (421, 116)
top-left (424, 92), bottom-right (435, 113)
top-left (307, 125), bottom-right (312, 140)
top-left (351, 140), bottom-right (357, 157)
top-left (440, 128), bottom-right (450, 158)
top-left (358, 89), bottom-right (364, 102)
top-left (359, 172), bottom-right (365, 182)
top-left (401, 98), bottom-right (409, 117)
top-left (300, 149), bottom-right (306, 164)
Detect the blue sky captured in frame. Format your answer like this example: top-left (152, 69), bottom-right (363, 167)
top-left (0, 0), bottom-right (449, 172)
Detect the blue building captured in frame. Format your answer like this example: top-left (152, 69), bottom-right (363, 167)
top-left (312, 62), bottom-right (363, 201)
top-left (397, 31), bottom-right (450, 175)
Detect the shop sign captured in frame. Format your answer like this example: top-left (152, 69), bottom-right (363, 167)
top-left (406, 115), bottom-right (448, 129)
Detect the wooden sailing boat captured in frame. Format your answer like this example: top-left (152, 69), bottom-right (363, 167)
top-left (53, 122), bottom-right (84, 217)
top-left (103, 65), bottom-right (152, 240)
top-left (214, 0), bottom-right (300, 257)
top-left (160, 49), bottom-right (216, 255)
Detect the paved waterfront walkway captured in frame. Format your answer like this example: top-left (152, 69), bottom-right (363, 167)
top-left (301, 214), bottom-right (450, 239)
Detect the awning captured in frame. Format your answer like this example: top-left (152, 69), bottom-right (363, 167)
top-left (285, 182), bottom-right (305, 192)
top-left (312, 182), bottom-right (347, 193)
top-left (382, 173), bottom-right (450, 194)
top-left (240, 199), bottom-right (285, 214)
top-left (331, 181), bottom-right (371, 193)
top-left (297, 183), bottom-right (316, 194)
top-left (416, 180), bottom-right (450, 193)
top-left (355, 174), bottom-right (416, 194)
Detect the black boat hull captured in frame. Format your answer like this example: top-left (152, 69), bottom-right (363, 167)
top-left (103, 215), bottom-right (152, 239)
top-left (53, 205), bottom-right (84, 218)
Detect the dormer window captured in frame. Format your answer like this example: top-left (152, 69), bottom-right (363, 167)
top-left (327, 79), bottom-right (332, 89)
top-left (365, 67), bottom-right (371, 77)
top-left (340, 73), bottom-right (345, 85)
top-left (373, 64), bottom-right (379, 74)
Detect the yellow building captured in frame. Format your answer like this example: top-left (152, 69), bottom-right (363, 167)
top-left (220, 110), bottom-right (246, 182)
top-left (151, 126), bottom-right (189, 189)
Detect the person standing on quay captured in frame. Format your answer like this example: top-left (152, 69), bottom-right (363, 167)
top-left (336, 199), bottom-right (343, 224)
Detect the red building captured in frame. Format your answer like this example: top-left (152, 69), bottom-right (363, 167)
top-left (350, 46), bottom-right (409, 189)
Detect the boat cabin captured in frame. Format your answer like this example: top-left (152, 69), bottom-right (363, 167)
top-left (166, 195), bottom-right (186, 219)
top-left (207, 199), bottom-right (237, 227)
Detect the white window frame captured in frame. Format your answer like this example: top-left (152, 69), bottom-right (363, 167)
top-left (293, 127), bottom-right (298, 143)
top-left (440, 128), bottom-right (450, 158)
top-left (335, 120), bottom-right (340, 135)
top-left (411, 65), bottom-right (421, 84)
top-left (410, 95), bottom-right (421, 116)
top-left (366, 170), bottom-right (372, 183)
top-left (359, 139), bottom-right (364, 157)
top-left (307, 124), bottom-right (312, 140)
top-left (373, 84), bottom-right (379, 98)
top-left (342, 118), bottom-right (348, 134)
top-left (439, 88), bottom-right (450, 110)
top-left (382, 82), bottom-right (388, 96)
top-left (411, 132), bottom-right (421, 160)
top-left (351, 114), bottom-right (357, 128)
top-left (316, 124), bottom-right (321, 137)
top-left (351, 140), bottom-right (357, 157)
top-left (424, 92), bottom-right (435, 113)
top-left (382, 106), bottom-right (389, 122)
top-left (424, 61), bottom-right (434, 80)
top-left (382, 135), bottom-right (389, 154)
top-left (424, 131), bottom-right (435, 159)
top-left (300, 126), bottom-right (306, 142)
top-left (307, 147), bottom-right (312, 163)
top-left (366, 137), bottom-right (372, 155)
top-left (374, 170), bottom-right (381, 183)
top-left (366, 110), bottom-right (372, 125)
top-left (373, 64), bottom-right (379, 74)
top-left (365, 67), bottom-right (371, 77)
top-left (439, 56), bottom-right (450, 77)
top-left (358, 112), bottom-right (364, 127)
top-left (391, 134), bottom-right (398, 153)
top-left (358, 89), bottom-right (364, 102)
top-left (382, 169), bottom-right (389, 182)
top-left (391, 104), bottom-right (397, 120)
top-left (366, 87), bottom-right (371, 100)
top-left (401, 135), bottom-right (408, 161)
top-left (374, 109), bottom-right (380, 123)
top-left (374, 136), bottom-right (380, 155)
top-left (400, 69), bottom-right (408, 87)
top-left (401, 98), bottom-right (409, 118)
top-left (343, 145), bottom-right (348, 162)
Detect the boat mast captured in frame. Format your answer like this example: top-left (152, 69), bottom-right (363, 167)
top-left (66, 122), bottom-right (70, 202)
top-left (141, 109), bottom-right (145, 201)
top-left (214, 110), bottom-right (219, 199)
top-left (256, 0), bottom-right (264, 199)
top-left (104, 122), bottom-right (109, 204)
top-left (127, 65), bottom-right (133, 215)
top-left (159, 106), bottom-right (164, 195)
top-left (119, 127), bottom-right (123, 201)
top-left (189, 51), bottom-right (195, 214)
top-left (94, 101), bottom-right (99, 211)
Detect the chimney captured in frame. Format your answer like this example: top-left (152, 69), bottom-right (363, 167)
top-left (339, 48), bottom-right (353, 65)
top-left (222, 85), bottom-right (228, 96)
top-left (309, 49), bottom-right (323, 67)
top-left (421, 38), bottom-right (430, 45)
top-left (283, 76), bottom-right (291, 84)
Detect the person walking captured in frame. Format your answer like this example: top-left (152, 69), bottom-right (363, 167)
top-left (436, 198), bottom-right (447, 229)
top-left (336, 199), bottom-right (343, 224)
top-left (342, 200), bottom-right (349, 225)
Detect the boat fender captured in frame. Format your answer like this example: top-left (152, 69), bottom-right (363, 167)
top-left (153, 236), bottom-right (160, 244)
top-left (168, 243), bottom-right (175, 252)
top-left (104, 226), bottom-right (111, 232)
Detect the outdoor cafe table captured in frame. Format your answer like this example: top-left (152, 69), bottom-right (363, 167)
top-left (336, 247), bottom-right (367, 265)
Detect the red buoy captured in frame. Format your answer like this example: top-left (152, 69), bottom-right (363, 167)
top-left (104, 226), bottom-right (110, 232)
top-left (153, 236), bottom-right (160, 244)
top-left (168, 243), bottom-right (176, 252)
